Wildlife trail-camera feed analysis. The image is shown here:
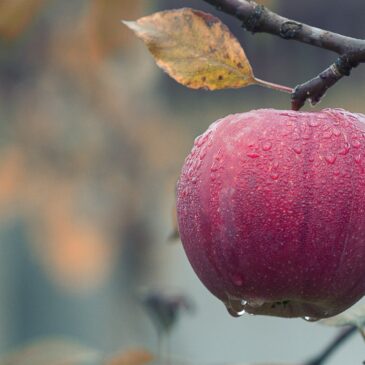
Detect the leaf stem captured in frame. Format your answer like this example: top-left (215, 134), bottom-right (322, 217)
top-left (254, 77), bottom-right (293, 93)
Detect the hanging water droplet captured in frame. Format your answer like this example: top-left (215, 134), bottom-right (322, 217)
top-left (224, 296), bottom-right (246, 318)
top-left (262, 141), bottom-right (272, 151)
top-left (325, 153), bottom-right (336, 165)
top-left (302, 316), bottom-right (320, 322)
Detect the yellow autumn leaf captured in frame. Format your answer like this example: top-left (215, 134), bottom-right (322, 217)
top-left (123, 8), bottom-right (255, 90)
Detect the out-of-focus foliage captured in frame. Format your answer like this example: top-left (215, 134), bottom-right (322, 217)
top-left (0, 338), bottom-right (154, 365)
top-left (0, 0), bottom-right (189, 296)
top-left (0, 338), bottom-right (100, 365)
top-left (0, 0), bottom-right (44, 40)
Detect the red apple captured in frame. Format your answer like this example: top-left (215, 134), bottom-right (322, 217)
top-left (176, 108), bottom-right (365, 319)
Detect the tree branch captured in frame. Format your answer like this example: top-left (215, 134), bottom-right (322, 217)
top-left (304, 326), bottom-right (357, 365)
top-left (203, 0), bottom-right (365, 109)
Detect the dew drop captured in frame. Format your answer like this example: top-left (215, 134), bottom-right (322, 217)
top-left (334, 170), bottom-right (340, 176)
top-left (231, 273), bottom-right (244, 286)
top-left (247, 152), bottom-right (260, 158)
top-left (332, 127), bottom-right (341, 137)
top-left (262, 141), bottom-right (272, 151)
top-left (308, 118), bottom-right (320, 127)
top-left (292, 145), bottom-right (302, 154)
top-left (338, 143), bottom-right (350, 155)
top-left (325, 153), bottom-right (336, 165)
top-left (191, 176), bottom-right (198, 184)
top-left (194, 134), bottom-right (208, 148)
top-left (272, 161), bottom-right (279, 169)
top-left (270, 172), bottom-right (279, 180)
top-left (322, 131), bottom-right (332, 139)
top-left (355, 154), bottom-right (362, 163)
top-left (352, 139), bottom-right (361, 148)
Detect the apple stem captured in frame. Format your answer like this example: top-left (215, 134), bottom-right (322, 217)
top-left (254, 77), bottom-right (293, 94)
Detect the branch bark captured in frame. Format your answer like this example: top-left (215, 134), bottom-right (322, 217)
top-left (203, 0), bottom-right (365, 109)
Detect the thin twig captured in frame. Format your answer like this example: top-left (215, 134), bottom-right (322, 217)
top-left (203, 0), bottom-right (365, 109)
top-left (304, 326), bottom-right (357, 365)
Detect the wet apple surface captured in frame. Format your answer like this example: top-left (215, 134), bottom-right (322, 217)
top-left (177, 108), bottom-right (365, 319)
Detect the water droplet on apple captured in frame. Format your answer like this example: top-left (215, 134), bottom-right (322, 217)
top-left (332, 127), bottom-right (341, 137)
top-left (352, 139), bottom-right (361, 148)
top-left (270, 172), bottom-right (279, 180)
top-left (262, 141), bottom-right (272, 151)
top-left (292, 145), bottom-right (302, 154)
top-left (338, 143), bottom-right (350, 155)
top-left (325, 153), bottom-right (336, 165)
top-left (224, 295), bottom-right (246, 317)
top-left (231, 273), bottom-right (244, 286)
top-left (354, 154), bottom-right (362, 163)
top-left (308, 118), bottom-right (320, 127)
top-left (323, 131), bottom-right (332, 139)
top-left (247, 152), bottom-right (260, 158)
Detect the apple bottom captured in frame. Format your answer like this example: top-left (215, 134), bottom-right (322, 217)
top-left (223, 293), bottom-right (362, 320)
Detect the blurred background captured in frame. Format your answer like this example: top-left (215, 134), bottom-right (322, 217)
top-left (0, 0), bottom-right (365, 364)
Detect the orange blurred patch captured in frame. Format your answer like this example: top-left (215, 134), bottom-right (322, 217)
top-left (0, 147), bottom-right (26, 207)
top-left (106, 349), bottom-right (154, 365)
top-left (32, 193), bottom-right (116, 293)
top-left (88, 0), bottom-right (143, 60)
top-left (0, 0), bottom-right (44, 40)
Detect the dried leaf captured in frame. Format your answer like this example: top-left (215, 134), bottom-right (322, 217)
top-left (123, 8), bottom-right (255, 90)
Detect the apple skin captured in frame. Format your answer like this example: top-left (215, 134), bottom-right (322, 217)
top-left (176, 108), bottom-right (365, 319)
